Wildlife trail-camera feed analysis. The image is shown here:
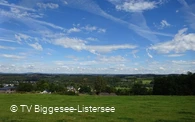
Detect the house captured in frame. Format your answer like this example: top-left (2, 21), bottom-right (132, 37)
top-left (40, 90), bottom-right (51, 94)
top-left (3, 83), bottom-right (14, 87)
top-left (0, 87), bottom-right (15, 93)
top-left (67, 86), bottom-right (78, 93)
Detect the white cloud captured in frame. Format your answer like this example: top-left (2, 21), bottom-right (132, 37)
top-left (115, 0), bottom-right (158, 12)
top-left (31, 30), bottom-right (65, 38)
top-left (149, 28), bottom-right (195, 53)
top-left (54, 61), bottom-right (66, 66)
top-left (1, 59), bottom-right (194, 74)
top-left (63, 1), bottom-right (68, 5)
top-left (0, 7), bottom-right (42, 19)
top-left (81, 25), bottom-right (106, 33)
top-left (0, 45), bottom-right (15, 50)
top-left (0, 38), bottom-right (16, 43)
top-left (142, 60), bottom-right (195, 74)
top-left (171, 60), bottom-right (195, 65)
top-left (33, 19), bottom-right (64, 30)
top-left (97, 55), bottom-right (127, 63)
top-left (154, 19), bottom-right (171, 29)
top-left (0, 0), bottom-right (8, 4)
top-left (98, 28), bottom-right (106, 33)
top-left (47, 52), bottom-right (52, 55)
top-left (54, 55), bottom-right (128, 68)
top-left (160, 20), bottom-right (170, 28)
top-left (87, 44), bottom-right (136, 54)
top-left (28, 42), bottom-right (43, 51)
top-left (10, 7), bottom-right (20, 14)
top-left (52, 55), bottom-right (129, 73)
top-left (159, 67), bottom-right (165, 70)
top-left (82, 25), bottom-right (97, 31)
top-left (67, 27), bottom-right (81, 33)
top-left (146, 49), bottom-right (153, 58)
top-left (15, 33), bottom-right (30, 44)
top-left (54, 37), bottom-right (86, 51)
top-left (131, 50), bottom-right (139, 58)
top-left (9, 7), bottom-right (43, 18)
top-left (37, 3), bottom-right (59, 9)
top-left (1, 54), bottom-right (25, 59)
top-left (64, 0), bottom-right (171, 43)
top-left (0, 1), bottom-right (35, 11)
top-left (66, 25), bottom-right (106, 34)
top-left (166, 54), bottom-right (184, 57)
top-left (178, 0), bottom-right (195, 30)
top-left (86, 37), bottom-right (98, 41)
top-left (53, 37), bottom-right (137, 54)
top-left (147, 52), bottom-right (153, 58)
top-left (0, 7), bottom-right (64, 31)
top-left (134, 68), bottom-right (138, 71)
top-left (65, 55), bottom-right (79, 61)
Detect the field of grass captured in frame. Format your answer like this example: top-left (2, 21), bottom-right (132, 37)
top-left (136, 78), bottom-right (153, 84)
top-left (0, 94), bottom-right (195, 122)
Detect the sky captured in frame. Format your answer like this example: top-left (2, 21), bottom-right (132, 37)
top-left (0, 0), bottom-right (195, 74)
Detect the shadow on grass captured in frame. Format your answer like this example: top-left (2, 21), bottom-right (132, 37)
top-left (84, 116), bottom-right (96, 120)
top-left (0, 117), bottom-right (20, 122)
top-left (180, 117), bottom-right (195, 121)
top-left (56, 119), bottom-right (68, 122)
top-left (178, 111), bottom-right (194, 115)
top-left (118, 117), bottom-right (134, 122)
top-left (155, 119), bottom-right (178, 122)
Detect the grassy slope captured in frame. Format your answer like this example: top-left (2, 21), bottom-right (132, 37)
top-left (0, 94), bottom-right (195, 122)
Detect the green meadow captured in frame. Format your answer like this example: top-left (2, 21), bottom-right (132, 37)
top-left (0, 94), bottom-right (195, 122)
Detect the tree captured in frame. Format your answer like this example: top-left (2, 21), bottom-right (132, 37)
top-left (153, 72), bottom-right (195, 95)
top-left (104, 86), bottom-right (115, 94)
top-left (131, 81), bottom-right (147, 95)
top-left (79, 85), bottom-right (91, 93)
top-left (48, 83), bottom-right (57, 92)
top-left (116, 88), bottom-right (130, 95)
top-left (17, 83), bottom-right (33, 92)
top-left (36, 80), bottom-right (49, 91)
top-left (94, 76), bottom-right (107, 95)
top-left (42, 82), bottom-right (49, 90)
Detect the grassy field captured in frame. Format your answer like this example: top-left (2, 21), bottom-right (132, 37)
top-left (136, 78), bottom-right (153, 84)
top-left (0, 94), bottom-right (195, 122)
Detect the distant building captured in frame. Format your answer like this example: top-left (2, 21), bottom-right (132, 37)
top-left (0, 87), bottom-right (15, 93)
top-left (20, 81), bottom-right (36, 83)
top-left (3, 83), bottom-right (14, 87)
top-left (67, 86), bottom-right (78, 93)
top-left (40, 90), bottom-right (51, 94)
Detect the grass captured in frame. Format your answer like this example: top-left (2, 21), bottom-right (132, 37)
top-left (141, 79), bottom-right (152, 84)
top-left (136, 78), bottom-right (153, 84)
top-left (0, 94), bottom-right (195, 122)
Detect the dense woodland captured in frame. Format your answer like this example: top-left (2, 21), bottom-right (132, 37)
top-left (153, 72), bottom-right (195, 95)
top-left (0, 72), bottom-right (194, 95)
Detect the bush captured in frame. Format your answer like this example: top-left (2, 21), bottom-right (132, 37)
top-left (115, 89), bottom-right (130, 95)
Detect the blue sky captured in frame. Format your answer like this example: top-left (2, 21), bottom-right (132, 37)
top-left (0, 0), bottom-right (195, 74)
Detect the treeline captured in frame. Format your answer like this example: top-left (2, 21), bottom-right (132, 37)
top-left (1, 72), bottom-right (195, 95)
top-left (16, 80), bottom-right (76, 95)
top-left (15, 76), bottom-right (153, 95)
top-left (153, 72), bottom-right (195, 95)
